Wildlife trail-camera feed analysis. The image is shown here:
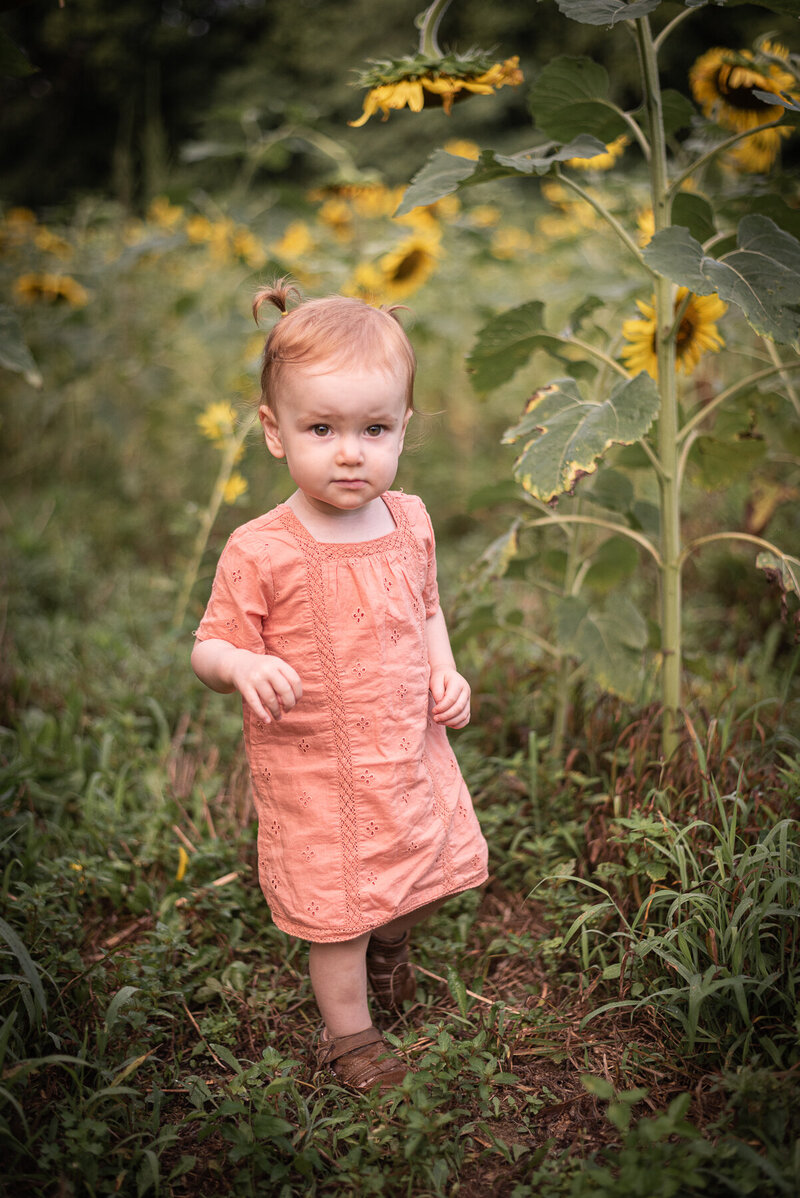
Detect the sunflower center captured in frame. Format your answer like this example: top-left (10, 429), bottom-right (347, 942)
top-left (390, 249), bottom-right (427, 282)
top-left (714, 65), bottom-right (774, 113)
top-left (675, 315), bottom-right (695, 354)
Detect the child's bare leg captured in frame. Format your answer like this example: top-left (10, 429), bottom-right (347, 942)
top-left (308, 931), bottom-right (372, 1038)
top-left (374, 896), bottom-right (447, 940)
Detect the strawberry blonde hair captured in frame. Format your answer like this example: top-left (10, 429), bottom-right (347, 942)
top-left (253, 278), bottom-right (416, 413)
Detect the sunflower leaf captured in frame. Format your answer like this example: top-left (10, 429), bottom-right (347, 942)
top-left (396, 139), bottom-right (607, 215)
top-left (752, 89), bottom-right (800, 124)
top-left (502, 373), bottom-right (660, 503)
top-left (689, 436), bottom-right (767, 491)
top-left (557, 594), bottom-right (647, 700)
top-left (642, 217), bottom-right (800, 347)
top-left (467, 301), bottom-right (579, 393)
top-left (671, 194), bottom-right (716, 244)
top-left (553, 0), bottom-right (662, 24)
top-left (529, 57), bottom-right (628, 143)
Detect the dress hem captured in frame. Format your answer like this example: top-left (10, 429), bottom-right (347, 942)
top-left (268, 867), bottom-right (490, 944)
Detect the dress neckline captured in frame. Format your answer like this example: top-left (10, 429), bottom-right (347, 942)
top-left (278, 492), bottom-right (404, 552)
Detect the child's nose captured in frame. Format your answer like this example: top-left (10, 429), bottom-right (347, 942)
top-left (336, 435), bottom-right (364, 464)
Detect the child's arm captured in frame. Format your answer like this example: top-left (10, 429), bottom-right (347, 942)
top-left (425, 608), bottom-right (470, 729)
top-left (191, 638), bottom-right (302, 724)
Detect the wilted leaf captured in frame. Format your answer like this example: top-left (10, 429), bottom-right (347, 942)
top-left (530, 57), bottom-right (627, 144)
top-left (503, 373), bottom-right (660, 503)
top-left (395, 138), bottom-right (607, 215)
top-left (757, 551), bottom-right (800, 601)
top-left (477, 521), bottom-right (521, 580)
top-left (642, 216), bottom-right (800, 347)
top-left (0, 305), bottom-right (42, 387)
top-left (557, 594), bottom-right (647, 700)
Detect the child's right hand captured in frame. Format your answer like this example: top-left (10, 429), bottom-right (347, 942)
top-left (228, 650), bottom-right (303, 723)
top-left (191, 638), bottom-right (302, 723)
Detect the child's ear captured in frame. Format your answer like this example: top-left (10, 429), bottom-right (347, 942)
top-left (259, 405), bottom-right (285, 459)
top-left (398, 407), bottom-right (412, 452)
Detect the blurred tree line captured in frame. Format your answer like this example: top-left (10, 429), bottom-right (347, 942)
top-left (1, 0), bottom-right (795, 210)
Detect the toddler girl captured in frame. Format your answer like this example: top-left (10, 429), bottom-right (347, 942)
top-left (191, 280), bottom-right (488, 1094)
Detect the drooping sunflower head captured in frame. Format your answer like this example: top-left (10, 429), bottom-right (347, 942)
top-left (349, 50), bottom-right (522, 126)
top-left (689, 42), bottom-right (798, 133)
top-left (378, 227), bottom-right (442, 299)
top-left (621, 287), bottom-right (728, 380)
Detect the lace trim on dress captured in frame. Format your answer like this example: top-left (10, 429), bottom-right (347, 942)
top-left (277, 493), bottom-right (413, 557)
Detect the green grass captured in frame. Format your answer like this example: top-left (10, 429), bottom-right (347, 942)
top-left (2, 577), bottom-right (799, 1195)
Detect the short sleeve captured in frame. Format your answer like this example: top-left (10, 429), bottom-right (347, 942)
top-left (416, 499), bottom-right (440, 618)
top-left (193, 531), bottom-right (273, 654)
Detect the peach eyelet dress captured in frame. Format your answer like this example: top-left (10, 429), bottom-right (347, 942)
top-left (194, 490), bottom-right (488, 942)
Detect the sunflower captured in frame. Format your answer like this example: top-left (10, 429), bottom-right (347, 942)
top-left (689, 42), bottom-right (797, 171)
top-left (271, 220), bottom-right (314, 261)
top-left (564, 134), bottom-right (630, 171)
top-left (223, 472), bottom-right (249, 504)
top-left (349, 53), bottom-right (522, 126)
top-left (148, 195), bottom-right (185, 232)
top-left (727, 126), bottom-right (788, 174)
top-left (197, 401), bottom-right (236, 445)
top-left (490, 226), bottom-right (533, 260)
top-left (14, 272), bottom-right (88, 307)
top-left (443, 138), bottom-right (480, 160)
top-left (317, 197), bottom-right (354, 241)
top-left (342, 262), bottom-right (384, 302)
top-left (231, 227), bottom-right (267, 268)
top-left (621, 288), bottom-right (727, 380)
top-left (378, 228), bottom-right (441, 299)
top-left (636, 208), bottom-right (655, 247)
top-left (33, 228), bottom-right (73, 259)
top-left (690, 42), bottom-right (796, 131)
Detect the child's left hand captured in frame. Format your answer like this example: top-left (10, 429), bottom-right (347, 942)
top-left (429, 667), bottom-right (471, 729)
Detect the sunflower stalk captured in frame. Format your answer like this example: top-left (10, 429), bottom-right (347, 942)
top-left (652, 30), bottom-right (681, 755)
top-left (553, 167), bottom-right (655, 276)
top-left (173, 413), bottom-right (256, 630)
top-left (668, 113), bottom-right (792, 195)
top-left (362, 0), bottom-right (800, 760)
top-left (416, 0), bottom-right (454, 59)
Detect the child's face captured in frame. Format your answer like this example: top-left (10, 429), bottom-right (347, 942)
top-left (259, 363), bottom-right (412, 518)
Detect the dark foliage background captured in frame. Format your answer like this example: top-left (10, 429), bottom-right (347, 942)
top-left (2, 0), bottom-right (795, 207)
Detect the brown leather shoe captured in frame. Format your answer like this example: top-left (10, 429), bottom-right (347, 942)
top-left (366, 929), bottom-right (416, 1012)
top-left (315, 1026), bottom-right (409, 1093)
